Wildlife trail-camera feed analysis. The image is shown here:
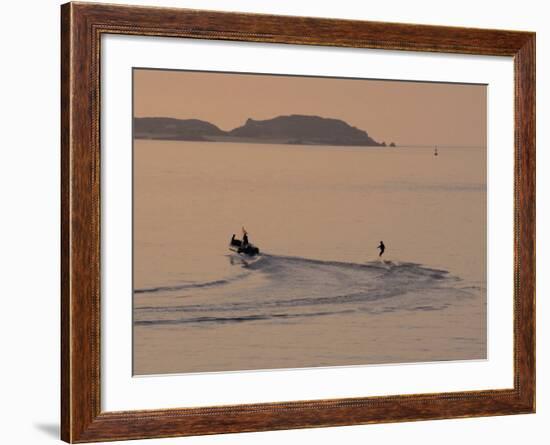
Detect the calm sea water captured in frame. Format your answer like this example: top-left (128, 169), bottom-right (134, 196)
top-left (133, 140), bottom-right (486, 375)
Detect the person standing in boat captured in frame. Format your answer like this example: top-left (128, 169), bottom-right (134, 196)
top-left (242, 227), bottom-right (249, 247)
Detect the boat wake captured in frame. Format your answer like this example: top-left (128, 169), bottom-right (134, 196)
top-left (134, 254), bottom-right (482, 327)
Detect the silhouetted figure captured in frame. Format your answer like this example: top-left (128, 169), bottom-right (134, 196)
top-left (378, 241), bottom-right (385, 257)
top-left (230, 234), bottom-right (242, 247)
top-left (243, 232), bottom-right (249, 247)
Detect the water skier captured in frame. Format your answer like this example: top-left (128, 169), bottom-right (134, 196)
top-left (377, 241), bottom-right (385, 257)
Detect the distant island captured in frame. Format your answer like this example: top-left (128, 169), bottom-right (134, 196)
top-left (134, 114), bottom-right (395, 147)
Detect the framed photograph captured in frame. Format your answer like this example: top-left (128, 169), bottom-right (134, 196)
top-left (61, 2), bottom-right (535, 442)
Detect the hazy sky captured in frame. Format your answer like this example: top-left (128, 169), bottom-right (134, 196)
top-left (134, 68), bottom-right (487, 147)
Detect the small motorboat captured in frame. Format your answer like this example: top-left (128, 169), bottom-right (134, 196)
top-left (229, 234), bottom-right (260, 256)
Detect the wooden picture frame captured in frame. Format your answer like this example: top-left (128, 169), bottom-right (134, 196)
top-left (61, 2), bottom-right (535, 442)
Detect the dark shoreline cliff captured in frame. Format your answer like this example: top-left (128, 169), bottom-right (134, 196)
top-left (134, 115), bottom-right (392, 147)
